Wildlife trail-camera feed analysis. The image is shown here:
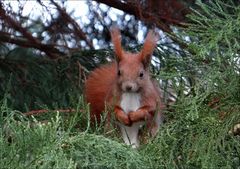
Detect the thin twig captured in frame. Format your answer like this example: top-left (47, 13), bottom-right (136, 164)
top-left (0, 31), bottom-right (65, 58)
top-left (0, 4), bottom-right (65, 59)
top-left (50, 0), bottom-right (94, 49)
top-left (24, 109), bottom-right (77, 116)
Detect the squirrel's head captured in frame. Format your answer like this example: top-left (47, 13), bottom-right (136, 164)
top-left (110, 27), bottom-right (159, 93)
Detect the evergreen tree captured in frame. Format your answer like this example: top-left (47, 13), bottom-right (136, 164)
top-left (0, 0), bottom-right (239, 168)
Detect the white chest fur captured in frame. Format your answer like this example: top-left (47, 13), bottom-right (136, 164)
top-left (119, 93), bottom-right (142, 148)
top-left (120, 93), bottom-right (141, 114)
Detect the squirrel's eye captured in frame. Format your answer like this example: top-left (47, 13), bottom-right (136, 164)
top-left (118, 70), bottom-right (121, 76)
top-left (139, 72), bottom-right (144, 78)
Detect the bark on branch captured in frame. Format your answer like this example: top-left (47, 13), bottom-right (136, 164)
top-left (0, 5), bottom-right (64, 59)
top-left (93, 0), bottom-right (194, 54)
top-left (50, 0), bottom-right (94, 49)
top-left (24, 109), bottom-right (77, 116)
top-left (94, 0), bottom-right (190, 33)
top-left (0, 31), bottom-right (64, 58)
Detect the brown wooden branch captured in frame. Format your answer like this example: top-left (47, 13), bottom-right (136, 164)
top-left (0, 5), bottom-right (38, 44)
top-left (0, 31), bottom-right (65, 58)
top-left (94, 0), bottom-right (171, 33)
top-left (93, 0), bottom-right (195, 55)
top-left (0, 4), bottom-right (66, 59)
top-left (94, 0), bottom-right (190, 32)
top-left (24, 109), bottom-right (77, 116)
top-left (50, 0), bottom-right (94, 49)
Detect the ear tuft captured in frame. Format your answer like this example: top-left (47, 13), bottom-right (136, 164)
top-left (110, 26), bottom-right (123, 62)
top-left (140, 30), bottom-right (159, 67)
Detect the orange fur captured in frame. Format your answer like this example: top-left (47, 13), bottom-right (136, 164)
top-left (85, 63), bottom-right (117, 122)
top-left (85, 27), bottom-right (164, 144)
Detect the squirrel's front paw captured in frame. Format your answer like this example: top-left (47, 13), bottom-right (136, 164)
top-left (115, 109), bottom-right (131, 126)
top-left (129, 110), bottom-right (147, 122)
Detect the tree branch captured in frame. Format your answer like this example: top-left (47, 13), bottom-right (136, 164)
top-left (94, 0), bottom-right (189, 33)
top-left (50, 0), bottom-right (94, 49)
top-left (0, 3), bottom-right (66, 59)
top-left (95, 0), bottom-right (171, 32)
top-left (0, 31), bottom-right (65, 58)
top-left (94, 0), bottom-right (194, 54)
top-left (0, 5), bottom-right (39, 44)
top-left (24, 109), bottom-right (77, 116)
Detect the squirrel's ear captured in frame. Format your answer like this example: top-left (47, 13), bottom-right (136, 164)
top-left (140, 30), bottom-right (159, 67)
top-left (110, 27), bottom-right (123, 62)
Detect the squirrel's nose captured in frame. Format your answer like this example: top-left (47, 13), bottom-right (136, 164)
top-left (126, 86), bottom-right (132, 91)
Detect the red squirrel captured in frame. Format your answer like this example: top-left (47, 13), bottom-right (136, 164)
top-left (85, 27), bottom-right (164, 148)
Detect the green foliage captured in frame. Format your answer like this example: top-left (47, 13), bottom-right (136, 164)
top-left (0, 0), bottom-right (240, 168)
top-left (0, 97), bottom-right (149, 169)
top-left (143, 1), bottom-right (240, 168)
top-left (0, 47), bottom-right (111, 112)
